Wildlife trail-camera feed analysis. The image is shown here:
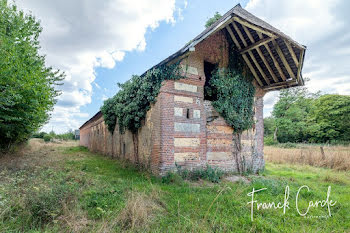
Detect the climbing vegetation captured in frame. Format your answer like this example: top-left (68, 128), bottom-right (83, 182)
top-left (209, 68), bottom-right (255, 132)
top-left (101, 63), bottom-right (184, 134)
top-left (206, 44), bottom-right (256, 133)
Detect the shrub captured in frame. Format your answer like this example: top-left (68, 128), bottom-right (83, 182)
top-left (64, 146), bottom-right (89, 154)
top-left (32, 132), bottom-right (48, 139)
top-left (161, 172), bottom-right (183, 184)
top-left (277, 142), bottom-right (297, 148)
top-left (43, 134), bottom-right (52, 142)
top-left (264, 136), bottom-right (277, 146)
top-left (176, 165), bottom-right (225, 183)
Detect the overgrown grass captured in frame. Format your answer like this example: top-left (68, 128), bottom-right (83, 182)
top-left (0, 141), bottom-right (349, 232)
top-left (265, 144), bottom-right (350, 171)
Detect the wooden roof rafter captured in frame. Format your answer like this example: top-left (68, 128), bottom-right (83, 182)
top-left (226, 25), bottom-right (264, 87)
top-left (241, 24), bottom-right (279, 83)
top-left (231, 20), bottom-right (270, 85)
top-left (225, 14), bottom-right (306, 89)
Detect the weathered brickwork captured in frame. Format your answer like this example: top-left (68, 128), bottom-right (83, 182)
top-left (80, 30), bottom-right (266, 175)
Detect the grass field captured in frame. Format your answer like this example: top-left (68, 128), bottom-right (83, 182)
top-left (265, 144), bottom-right (350, 171)
top-left (0, 139), bottom-right (349, 232)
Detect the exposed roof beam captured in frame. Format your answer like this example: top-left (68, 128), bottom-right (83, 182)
top-left (257, 32), bottom-right (286, 81)
top-left (284, 40), bottom-right (299, 67)
top-left (242, 24), bottom-right (254, 43)
top-left (239, 37), bottom-right (275, 54)
top-left (255, 46), bottom-right (278, 83)
top-left (233, 16), bottom-right (275, 38)
top-left (262, 79), bottom-right (298, 91)
top-left (248, 51), bottom-right (270, 85)
top-left (296, 48), bottom-right (305, 85)
top-left (226, 25), bottom-right (242, 50)
top-left (242, 25), bottom-right (279, 83)
top-left (231, 22), bottom-right (270, 85)
top-left (226, 25), bottom-right (264, 86)
top-left (231, 21), bottom-right (247, 47)
top-left (272, 40), bottom-right (296, 80)
top-left (242, 55), bottom-right (264, 86)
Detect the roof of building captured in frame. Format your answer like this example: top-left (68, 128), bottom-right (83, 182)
top-left (146, 4), bottom-right (306, 90)
top-left (80, 4), bottom-right (306, 129)
top-left (79, 111), bottom-right (102, 129)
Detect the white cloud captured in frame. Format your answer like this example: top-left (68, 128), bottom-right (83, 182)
top-left (16, 0), bottom-right (178, 133)
top-left (246, 0), bottom-right (350, 117)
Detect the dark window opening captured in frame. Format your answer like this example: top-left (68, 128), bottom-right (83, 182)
top-left (122, 143), bottom-right (126, 156)
top-left (186, 108), bottom-right (190, 119)
top-left (204, 61), bottom-right (218, 101)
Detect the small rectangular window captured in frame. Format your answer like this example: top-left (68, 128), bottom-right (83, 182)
top-left (186, 108), bottom-right (190, 119)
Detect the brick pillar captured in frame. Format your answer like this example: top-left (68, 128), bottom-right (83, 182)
top-left (252, 90), bottom-right (265, 173)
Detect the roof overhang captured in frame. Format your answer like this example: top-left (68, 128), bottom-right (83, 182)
top-left (150, 4), bottom-right (306, 91)
top-left (223, 13), bottom-right (306, 91)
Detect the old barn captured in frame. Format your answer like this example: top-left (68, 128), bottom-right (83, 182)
top-left (79, 4), bottom-right (306, 175)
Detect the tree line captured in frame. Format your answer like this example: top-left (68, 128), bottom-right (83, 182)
top-left (32, 130), bottom-right (77, 142)
top-left (264, 85), bottom-right (350, 144)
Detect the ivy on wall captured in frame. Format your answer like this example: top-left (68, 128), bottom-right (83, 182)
top-left (207, 42), bottom-right (256, 133)
top-left (101, 63), bottom-right (184, 134)
top-left (209, 68), bottom-right (255, 133)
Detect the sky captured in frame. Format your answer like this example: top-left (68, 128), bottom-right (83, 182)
top-left (15, 0), bottom-right (350, 133)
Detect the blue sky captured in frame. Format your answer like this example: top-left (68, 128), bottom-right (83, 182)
top-left (83, 0), bottom-right (249, 118)
top-left (17, 0), bottom-right (350, 133)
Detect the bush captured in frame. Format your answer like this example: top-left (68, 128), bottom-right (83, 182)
top-left (32, 132), bottom-right (47, 139)
top-left (277, 142), bottom-right (297, 148)
top-left (161, 172), bottom-right (183, 184)
top-left (264, 136), bottom-right (277, 146)
top-left (43, 135), bottom-right (52, 142)
top-left (176, 165), bottom-right (225, 183)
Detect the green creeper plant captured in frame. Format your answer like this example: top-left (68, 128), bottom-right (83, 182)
top-left (101, 63), bottom-right (184, 165)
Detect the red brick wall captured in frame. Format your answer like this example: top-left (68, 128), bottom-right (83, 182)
top-left (79, 100), bottom-right (162, 173)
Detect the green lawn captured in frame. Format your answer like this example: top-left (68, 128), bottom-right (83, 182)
top-left (0, 143), bottom-right (349, 232)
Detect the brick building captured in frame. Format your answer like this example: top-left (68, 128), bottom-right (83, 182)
top-left (79, 4), bottom-right (306, 175)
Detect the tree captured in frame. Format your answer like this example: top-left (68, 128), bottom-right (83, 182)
top-left (308, 94), bottom-right (350, 143)
top-left (272, 86), bottom-right (319, 143)
top-left (263, 116), bottom-right (275, 136)
top-left (205, 12), bottom-right (222, 28)
top-left (0, 0), bottom-right (64, 151)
